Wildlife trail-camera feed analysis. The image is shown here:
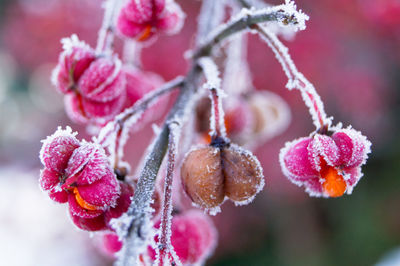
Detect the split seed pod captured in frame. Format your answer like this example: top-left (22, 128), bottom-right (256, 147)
top-left (181, 141), bottom-right (264, 211)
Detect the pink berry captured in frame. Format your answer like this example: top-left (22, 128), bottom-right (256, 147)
top-left (117, 0), bottom-right (184, 41)
top-left (280, 127), bottom-right (371, 197)
top-left (100, 233), bottom-right (123, 257)
top-left (149, 210), bottom-right (217, 265)
top-left (52, 35), bottom-right (127, 124)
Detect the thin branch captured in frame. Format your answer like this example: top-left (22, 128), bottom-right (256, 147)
top-left (253, 24), bottom-right (330, 129)
top-left (156, 122), bottom-right (181, 266)
top-left (193, 6), bottom-right (303, 58)
top-left (198, 57), bottom-right (227, 141)
top-left (96, 0), bottom-right (122, 54)
top-left (96, 76), bottom-right (184, 171)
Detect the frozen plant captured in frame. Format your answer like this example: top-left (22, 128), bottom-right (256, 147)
top-left (39, 0), bottom-right (372, 265)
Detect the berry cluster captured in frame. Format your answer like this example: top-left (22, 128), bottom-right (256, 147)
top-left (38, 0), bottom-right (373, 264)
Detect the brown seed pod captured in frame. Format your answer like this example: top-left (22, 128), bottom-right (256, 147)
top-left (180, 143), bottom-right (264, 211)
top-left (221, 145), bottom-right (264, 203)
top-left (181, 146), bottom-right (225, 209)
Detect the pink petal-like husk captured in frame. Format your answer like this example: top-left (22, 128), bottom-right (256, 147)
top-left (39, 168), bottom-right (60, 191)
top-left (82, 93), bottom-right (126, 120)
top-left (105, 182), bottom-right (134, 222)
top-left (40, 130), bottom-right (80, 173)
top-left (64, 92), bottom-right (90, 124)
top-left (303, 177), bottom-right (324, 197)
top-left (150, 210), bottom-right (217, 264)
top-left (55, 46), bottom-right (96, 94)
top-left (68, 193), bottom-right (104, 218)
top-left (78, 58), bottom-right (125, 102)
top-left (117, 10), bottom-right (148, 39)
top-left (64, 92), bottom-right (126, 124)
top-left (64, 142), bottom-right (109, 186)
top-left (342, 167), bottom-right (363, 194)
top-left (156, 2), bottom-right (184, 35)
top-left (77, 171), bottom-right (120, 207)
top-left (308, 134), bottom-right (340, 169)
top-left (48, 188), bottom-right (69, 203)
top-left (332, 128), bottom-right (371, 168)
top-left (123, 0), bottom-right (165, 23)
top-left (101, 233), bottom-right (123, 257)
top-left (280, 137), bottom-right (319, 182)
top-left (70, 213), bottom-right (107, 231)
top-left (183, 210), bottom-right (217, 263)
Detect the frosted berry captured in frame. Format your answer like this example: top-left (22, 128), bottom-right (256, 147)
top-left (181, 141), bottom-right (264, 211)
top-left (280, 127), bottom-right (371, 197)
top-left (147, 210), bottom-right (217, 265)
top-left (39, 127), bottom-right (134, 231)
top-left (52, 35), bottom-right (126, 124)
top-left (100, 232), bottom-right (123, 258)
top-left (117, 0), bottom-right (184, 42)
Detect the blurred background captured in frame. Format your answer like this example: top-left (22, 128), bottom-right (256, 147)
top-left (0, 0), bottom-right (399, 265)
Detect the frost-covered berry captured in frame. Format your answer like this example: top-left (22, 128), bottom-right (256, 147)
top-left (280, 127), bottom-right (371, 197)
top-left (99, 232), bottom-right (123, 258)
top-left (39, 127), bottom-right (131, 231)
top-left (181, 142), bottom-right (264, 213)
top-left (117, 0), bottom-right (185, 42)
top-left (52, 35), bottom-right (126, 124)
top-left (146, 210), bottom-right (217, 265)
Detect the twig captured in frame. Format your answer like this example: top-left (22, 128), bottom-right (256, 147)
top-left (193, 6), bottom-right (302, 58)
top-left (156, 122), bottom-right (181, 266)
top-left (97, 76), bottom-right (184, 170)
top-left (96, 0), bottom-right (122, 54)
top-left (253, 24), bottom-right (330, 129)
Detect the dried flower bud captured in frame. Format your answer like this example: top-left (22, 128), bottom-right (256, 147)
top-left (181, 143), bottom-right (264, 212)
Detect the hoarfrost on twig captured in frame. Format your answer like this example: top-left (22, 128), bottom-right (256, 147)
top-left (198, 57), bottom-right (228, 140)
top-left (156, 122), bottom-right (182, 265)
top-left (254, 25), bottom-right (331, 129)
